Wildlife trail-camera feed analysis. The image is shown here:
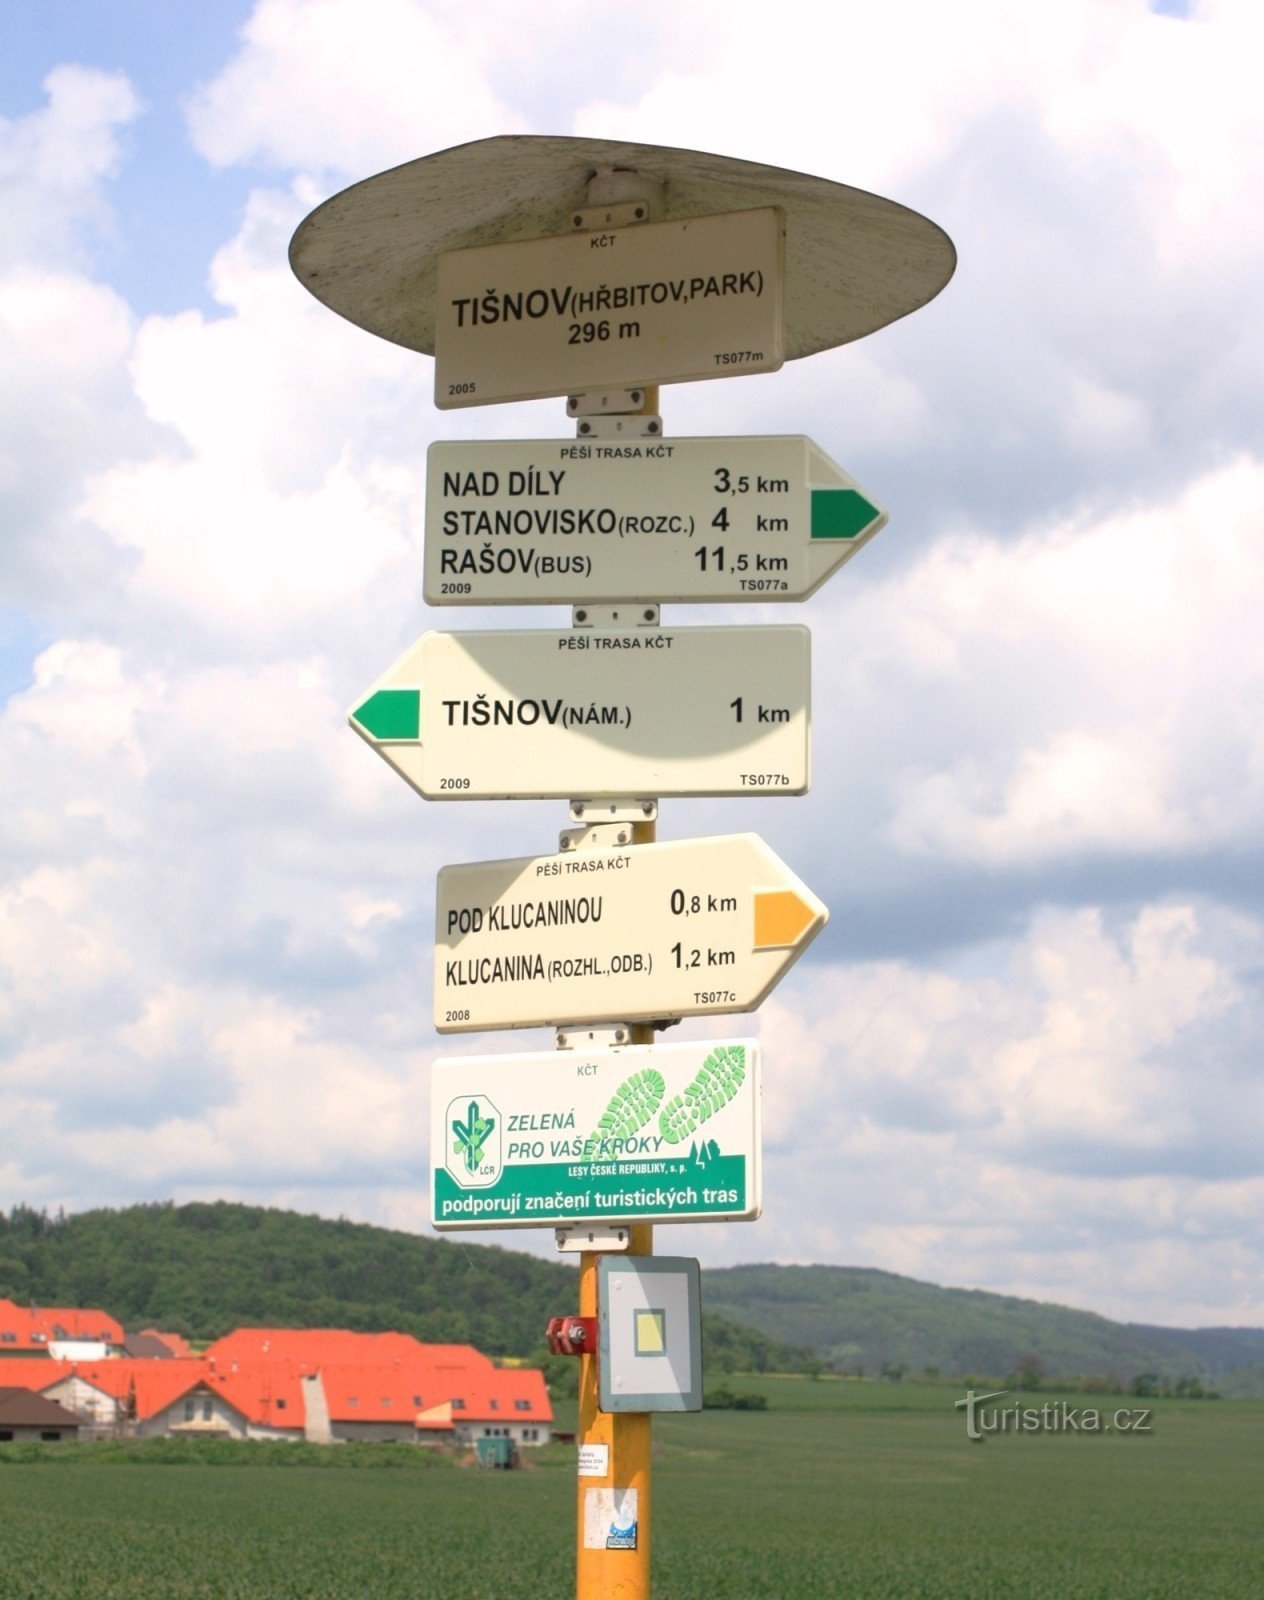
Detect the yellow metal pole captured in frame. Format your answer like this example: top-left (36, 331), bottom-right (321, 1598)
top-left (575, 806), bottom-right (657, 1599)
top-left (575, 1221), bottom-right (652, 1599)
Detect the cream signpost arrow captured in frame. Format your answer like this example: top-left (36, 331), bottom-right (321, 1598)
top-left (434, 833), bottom-right (825, 1033)
top-left (292, 133), bottom-right (954, 1600)
top-left (349, 625), bottom-right (810, 799)
top-left (431, 1039), bottom-right (762, 1230)
top-left (424, 435), bottom-right (885, 605)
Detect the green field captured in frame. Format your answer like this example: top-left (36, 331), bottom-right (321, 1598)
top-left (2, 1379), bottom-right (1260, 1599)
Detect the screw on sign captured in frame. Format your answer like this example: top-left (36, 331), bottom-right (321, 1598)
top-left (291, 134), bottom-right (953, 1600)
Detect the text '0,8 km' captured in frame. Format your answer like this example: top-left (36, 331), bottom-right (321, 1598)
top-left (434, 833), bottom-right (826, 1032)
top-left (424, 435), bottom-right (886, 605)
top-left (434, 207), bottom-right (785, 407)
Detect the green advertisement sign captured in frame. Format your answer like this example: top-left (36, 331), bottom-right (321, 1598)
top-left (430, 1040), bottom-right (761, 1230)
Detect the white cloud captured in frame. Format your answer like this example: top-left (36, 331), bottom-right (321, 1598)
top-left (576, 0), bottom-right (1264, 255)
top-left (0, 860), bottom-right (135, 1020)
top-left (1041, 0), bottom-right (1264, 267)
top-left (857, 457), bottom-right (1264, 866)
top-left (187, 0), bottom-right (527, 176)
top-left (728, 896), bottom-right (1264, 1322)
top-left (73, 992), bottom-right (430, 1186)
top-left (0, 65), bottom-right (140, 270)
top-left (8, 641), bottom-right (153, 771)
top-left (757, 900), bottom-right (1246, 1165)
top-left (0, 73), bottom-right (153, 609)
top-left (50, 185), bottom-right (435, 651)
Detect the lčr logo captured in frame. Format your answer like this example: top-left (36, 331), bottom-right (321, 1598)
top-left (448, 1096), bottom-right (502, 1187)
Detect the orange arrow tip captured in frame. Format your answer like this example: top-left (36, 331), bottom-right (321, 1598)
top-left (753, 889), bottom-right (820, 950)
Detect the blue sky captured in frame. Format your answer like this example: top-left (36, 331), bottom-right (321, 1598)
top-left (3, 2), bottom-right (258, 315)
top-left (2, 0), bottom-right (1263, 1329)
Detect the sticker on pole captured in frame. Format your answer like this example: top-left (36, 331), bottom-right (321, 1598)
top-left (435, 208), bottom-right (784, 407)
top-left (431, 1040), bottom-right (762, 1230)
top-left (584, 1488), bottom-right (639, 1551)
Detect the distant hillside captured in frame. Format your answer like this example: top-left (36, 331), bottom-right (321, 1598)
top-left (704, 1263), bottom-right (1264, 1391)
top-left (5, 1205), bottom-right (1259, 1394)
top-left (0, 1202), bottom-right (810, 1374)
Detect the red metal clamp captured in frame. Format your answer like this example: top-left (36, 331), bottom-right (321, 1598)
top-left (546, 1315), bottom-right (598, 1356)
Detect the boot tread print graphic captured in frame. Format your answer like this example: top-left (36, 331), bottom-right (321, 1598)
top-left (659, 1044), bottom-right (746, 1143)
top-left (581, 1068), bottom-right (665, 1160)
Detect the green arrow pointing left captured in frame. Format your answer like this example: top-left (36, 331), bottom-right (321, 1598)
top-left (352, 688), bottom-right (420, 740)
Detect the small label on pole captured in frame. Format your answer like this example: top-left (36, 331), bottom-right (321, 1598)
top-left (577, 1443), bottom-right (610, 1478)
top-left (584, 1487), bottom-right (639, 1550)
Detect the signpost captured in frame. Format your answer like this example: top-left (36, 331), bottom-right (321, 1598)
top-left (435, 834), bottom-right (826, 1032)
top-left (431, 1039), bottom-right (761, 1229)
top-left (289, 135), bottom-right (956, 363)
top-left (435, 207), bottom-right (785, 406)
top-left (424, 435), bottom-right (885, 605)
top-left (292, 131), bottom-right (953, 1600)
top-left (349, 625), bottom-right (811, 800)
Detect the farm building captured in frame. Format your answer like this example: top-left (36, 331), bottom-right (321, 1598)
top-left (445, 1367), bottom-right (552, 1448)
top-left (0, 1387), bottom-right (82, 1442)
top-left (42, 1365), bottom-right (125, 1437)
top-left (134, 1361), bottom-right (306, 1441)
top-left (43, 1359), bottom-right (211, 1438)
top-left (0, 1297), bottom-right (123, 1354)
top-left (0, 1318), bottom-right (552, 1447)
top-left (317, 1362), bottom-right (455, 1443)
top-left (205, 1331), bottom-right (551, 1446)
top-left (302, 1361), bottom-right (549, 1445)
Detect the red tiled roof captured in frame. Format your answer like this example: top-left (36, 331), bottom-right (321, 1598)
top-left (0, 1317), bottom-right (548, 1434)
top-left (442, 1366), bottom-right (553, 1424)
top-left (0, 1359), bottom-right (72, 1392)
top-left (38, 1358), bottom-right (207, 1418)
top-left (204, 1361), bottom-right (305, 1430)
top-left (132, 1362), bottom-right (218, 1420)
top-left (36, 1356), bottom-right (302, 1430)
top-left (319, 1362), bottom-right (441, 1423)
top-left (205, 1328), bottom-right (492, 1371)
top-left (0, 1296), bottom-right (123, 1351)
top-left (314, 1360), bottom-right (549, 1426)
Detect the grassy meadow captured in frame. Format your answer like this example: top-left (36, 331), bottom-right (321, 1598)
top-left (1, 1377), bottom-right (1260, 1599)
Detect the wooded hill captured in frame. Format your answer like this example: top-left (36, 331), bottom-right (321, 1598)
top-left (704, 1262), bottom-right (1264, 1392)
top-left (2, 1204), bottom-right (1260, 1393)
top-left (0, 1203), bottom-right (809, 1373)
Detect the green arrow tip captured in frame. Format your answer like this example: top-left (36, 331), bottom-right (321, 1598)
top-left (351, 688), bottom-right (421, 740)
top-left (810, 488), bottom-right (881, 541)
